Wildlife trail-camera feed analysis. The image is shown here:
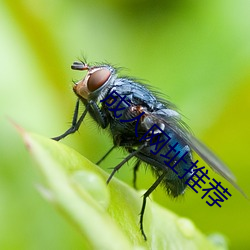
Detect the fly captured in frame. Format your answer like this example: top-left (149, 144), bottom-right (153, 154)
top-left (52, 60), bottom-right (246, 240)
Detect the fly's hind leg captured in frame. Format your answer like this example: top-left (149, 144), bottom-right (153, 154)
top-left (140, 172), bottom-right (166, 240)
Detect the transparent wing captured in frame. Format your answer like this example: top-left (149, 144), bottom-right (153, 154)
top-left (148, 111), bottom-right (247, 198)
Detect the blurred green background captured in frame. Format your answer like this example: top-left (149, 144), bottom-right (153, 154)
top-left (1, 0), bottom-right (250, 249)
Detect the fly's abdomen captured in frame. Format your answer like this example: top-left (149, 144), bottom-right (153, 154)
top-left (136, 129), bottom-right (193, 197)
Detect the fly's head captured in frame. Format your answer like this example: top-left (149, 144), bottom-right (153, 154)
top-left (72, 61), bottom-right (116, 101)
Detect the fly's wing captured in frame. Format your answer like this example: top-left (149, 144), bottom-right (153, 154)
top-left (184, 133), bottom-right (247, 198)
top-left (148, 110), bottom-right (248, 198)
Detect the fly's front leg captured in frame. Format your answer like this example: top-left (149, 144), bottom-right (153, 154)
top-left (89, 100), bottom-right (108, 129)
top-left (52, 99), bottom-right (88, 141)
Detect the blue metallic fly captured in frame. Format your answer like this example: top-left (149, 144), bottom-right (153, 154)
top-left (52, 60), bottom-right (246, 240)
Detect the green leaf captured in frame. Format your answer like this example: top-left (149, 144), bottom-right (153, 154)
top-left (19, 128), bottom-right (226, 250)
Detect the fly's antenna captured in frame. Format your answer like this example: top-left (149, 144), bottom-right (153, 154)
top-left (71, 61), bottom-right (89, 71)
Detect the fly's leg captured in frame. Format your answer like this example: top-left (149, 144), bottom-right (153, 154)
top-left (96, 145), bottom-right (116, 165)
top-left (52, 99), bottom-right (108, 141)
top-left (107, 144), bottom-right (146, 184)
top-left (52, 99), bottom-right (88, 141)
top-left (133, 160), bottom-right (141, 189)
top-left (89, 100), bottom-right (107, 129)
top-left (102, 147), bottom-right (141, 188)
top-left (140, 173), bottom-right (166, 240)
top-left (125, 147), bottom-right (141, 189)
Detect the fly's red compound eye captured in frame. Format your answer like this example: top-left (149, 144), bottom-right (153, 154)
top-left (87, 68), bottom-right (111, 92)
